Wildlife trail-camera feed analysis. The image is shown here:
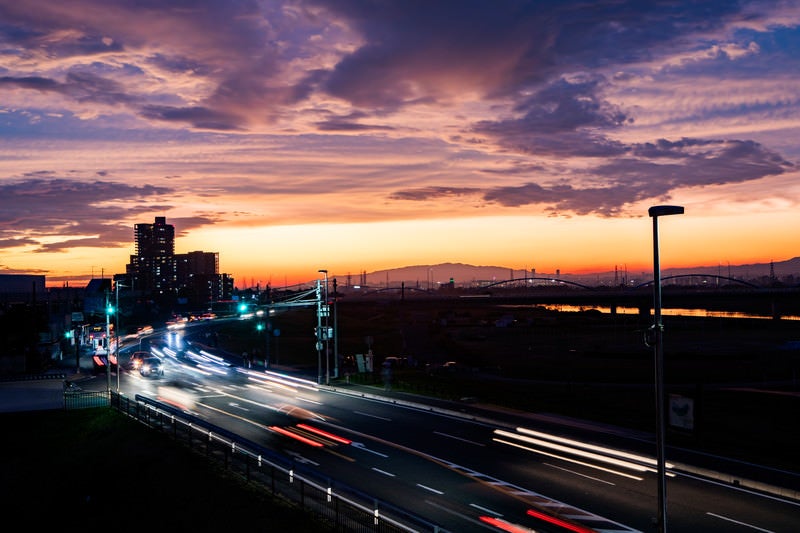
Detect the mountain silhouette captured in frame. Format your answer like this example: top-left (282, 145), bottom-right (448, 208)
top-left (350, 257), bottom-right (800, 288)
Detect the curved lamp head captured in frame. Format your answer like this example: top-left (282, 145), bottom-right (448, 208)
top-left (649, 205), bottom-right (684, 217)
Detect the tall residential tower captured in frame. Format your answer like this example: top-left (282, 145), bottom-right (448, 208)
top-left (130, 216), bottom-right (176, 296)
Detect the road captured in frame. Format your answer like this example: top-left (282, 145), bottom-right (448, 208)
top-left (94, 320), bottom-right (800, 533)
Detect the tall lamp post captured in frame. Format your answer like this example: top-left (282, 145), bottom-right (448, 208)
top-left (648, 204), bottom-right (684, 533)
top-left (318, 269), bottom-right (330, 385)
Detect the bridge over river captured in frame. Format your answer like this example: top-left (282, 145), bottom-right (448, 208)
top-left (343, 275), bottom-right (800, 320)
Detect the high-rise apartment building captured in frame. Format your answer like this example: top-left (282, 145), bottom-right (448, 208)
top-left (129, 216), bottom-right (176, 296)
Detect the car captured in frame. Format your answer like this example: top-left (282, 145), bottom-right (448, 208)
top-left (157, 380), bottom-right (196, 411)
top-left (139, 356), bottom-right (164, 377)
top-left (382, 356), bottom-right (404, 368)
top-left (129, 351), bottom-right (150, 371)
top-left (92, 349), bottom-right (118, 373)
top-left (427, 360), bottom-right (460, 375)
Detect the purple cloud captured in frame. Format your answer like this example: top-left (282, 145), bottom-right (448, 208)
top-left (391, 137), bottom-right (792, 216)
top-left (140, 105), bottom-right (243, 131)
top-left (0, 178), bottom-right (174, 252)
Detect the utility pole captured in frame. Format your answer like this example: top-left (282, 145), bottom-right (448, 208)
top-left (115, 282), bottom-right (120, 392)
top-left (316, 279), bottom-right (323, 385)
top-left (75, 325), bottom-right (81, 374)
top-left (319, 270), bottom-right (330, 385)
top-left (333, 278), bottom-right (338, 379)
top-left (105, 291), bottom-right (112, 393)
top-left (265, 316), bottom-right (270, 369)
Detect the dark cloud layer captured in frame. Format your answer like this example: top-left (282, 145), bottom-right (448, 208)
top-left (391, 138), bottom-right (793, 217)
top-left (313, 0), bottom-right (745, 105)
top-left (140, 105), bottom-right (243, 131)
top-left (0, 178), bottom-right (174, 252)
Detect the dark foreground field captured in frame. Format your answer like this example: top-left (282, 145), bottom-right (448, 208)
top-left (0, 408), bottom-right (335, 532)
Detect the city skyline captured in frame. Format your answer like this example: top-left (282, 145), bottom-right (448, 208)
top-left (1, 1), bottom-right (799, 288)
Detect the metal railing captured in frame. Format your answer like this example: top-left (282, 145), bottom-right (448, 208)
top-left (63, 389), bottom-right (109, 410)
top-left (104, 392), bottom-right (448, 533)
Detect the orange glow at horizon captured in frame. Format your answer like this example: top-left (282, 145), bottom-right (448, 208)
top-left (36, 207), bottom-right (800, 289)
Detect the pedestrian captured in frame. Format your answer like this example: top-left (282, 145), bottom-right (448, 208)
top-left (242, 351), bottom-right (249, 368)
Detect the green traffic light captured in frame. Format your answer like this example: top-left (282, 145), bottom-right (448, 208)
top-left (256, 322), bottom-right (264, 331)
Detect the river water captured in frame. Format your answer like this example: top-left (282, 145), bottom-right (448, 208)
top-left (539, 304), bottom-right (800, 321)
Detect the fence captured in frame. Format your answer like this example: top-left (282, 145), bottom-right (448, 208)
top-left (90, 391), bottom-right (448, 533)
top-left (64, 389), bottom-right (109, 410)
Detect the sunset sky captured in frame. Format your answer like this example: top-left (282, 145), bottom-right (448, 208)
top-left (1, 1), bottom-right (799, 288)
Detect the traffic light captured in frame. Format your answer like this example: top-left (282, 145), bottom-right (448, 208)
top-left (256, 322), bottom-right (265, 332)
top-left (106, 304), bottom-right (115, 315)
top-left (314, 327), bottom-right (332, 340)
top-left (64, 330), bottom-right (74, 339)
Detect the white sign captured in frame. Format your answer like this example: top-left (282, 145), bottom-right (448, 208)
top-left (668, 394), bottom-right (694, 430)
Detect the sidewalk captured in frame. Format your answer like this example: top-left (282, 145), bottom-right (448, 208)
top-left (56, 346), bottom-right (98, 383)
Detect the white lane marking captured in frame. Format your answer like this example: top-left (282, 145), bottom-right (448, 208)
top-left (354, 410), bottom-right (391, 421)
top-left (417, 484), bottom-right (444, 495)
top-left (296, 395), bottom-right (321, 405)
top-left (469, 503), bottom-right (502, 517)
top-left (544, 462), bottom-right (615, 485)
top-left (286, 450), bottom-right (320, 466)
top-left (350, 441), bottom-right (389, 457)
top-left (706, 512), bottom-right (775, 532)
top-left (675, 470), bottom-right (800, 507)
top-left (429, 454), bottom-right (640, 532)
top-left (371, 467), bottom-right (396, 477)
top-left (425, 500), bottom-right (494, 530)
top-left (434, 431), bottom-right (486, 447)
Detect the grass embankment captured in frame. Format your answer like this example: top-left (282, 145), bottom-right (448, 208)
top-left (0, 408), bottom-right (334, 531)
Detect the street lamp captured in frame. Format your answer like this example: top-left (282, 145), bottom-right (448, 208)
top-left (648, 204), bottom-right (684, 533)
top-left (319, 269), bottom-right (330, 385)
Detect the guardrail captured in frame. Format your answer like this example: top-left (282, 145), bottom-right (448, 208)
top-left (108, 392), bottom-right (448, 533)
